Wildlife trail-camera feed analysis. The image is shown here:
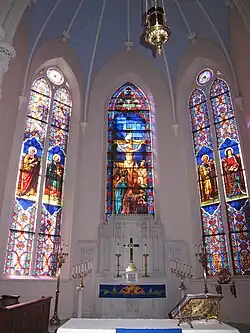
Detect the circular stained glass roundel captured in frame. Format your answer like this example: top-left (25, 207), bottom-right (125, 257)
top-left (46, 67), bottom-right (64, 85)
top-left (196, 69), bottom-right (213, 86)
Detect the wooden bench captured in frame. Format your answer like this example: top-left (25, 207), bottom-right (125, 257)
top-left (0, 296), bottom-right (52, 333)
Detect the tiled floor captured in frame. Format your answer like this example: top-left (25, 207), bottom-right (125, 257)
top-left (49, 320), bottom-right (250, 333)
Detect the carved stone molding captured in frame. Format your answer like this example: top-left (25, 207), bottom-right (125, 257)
top-left (0, 26), bottom-right (5, 41)
top-left (19, 96), bottom-right (28, 110)
top-left (0, 42), bottom-right (16, 62)
top-left (80, 121), bottom-right (88, 135)
top-left (234, 95), bottom-right (244, 111)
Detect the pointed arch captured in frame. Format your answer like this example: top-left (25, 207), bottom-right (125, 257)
top-left (106, 82), bottom-right (154, 221)
top-left (189, 87), bottom-right (229, 276)
top-left (210, 78), bottom-right (249, 275)
top-left (4, 68), bottom-right (73, 276)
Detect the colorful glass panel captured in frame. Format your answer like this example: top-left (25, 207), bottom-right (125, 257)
top-left (35, 233), bottom-right (60, 276)
top-left (106, 83), bottom-right (154, 221)
top-left (210, 77), bottom-right (249, 275)
top-left (204, 234), bottom-right (229, 275)
top-left (189, 87), bottom-right (228, 275)
top-left (35, 87), bottom-right (72, 276)
top-left (4, 230), bottom-right (34, 275)
top-left (5, 71), bottom-right (71, 277)
top-left (4, 78), bottom-right (52, 276)
top-left (196, 69), bottom-right (213, 86)
top-left (109, 83), bottom-right (150, 111)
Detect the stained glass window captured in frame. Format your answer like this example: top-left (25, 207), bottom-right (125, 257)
top-left (210, 78), bottom-right (249, 275)
top-left (4, 68), bottom-right (72, 276)
top-left (189, 70), bottom-right (249, 276)
top-left (106, 83), bottom-right (154, 221)
top-left (189, 88), bottom-right (229, 276)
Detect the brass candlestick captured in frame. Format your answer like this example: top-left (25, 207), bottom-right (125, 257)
top-left (50, 243), bottom-right (69, 326)
top-left (142, 244), bottom-right (149, 277)
top-left (115, 253), bottom-right (122, 277)
top-left (194, 244), bottom-right (209, 294)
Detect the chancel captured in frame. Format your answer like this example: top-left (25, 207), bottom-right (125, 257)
top-left (1, 1), bottom-right (250, 333)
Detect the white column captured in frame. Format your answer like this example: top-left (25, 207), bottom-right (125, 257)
top-left (77, 287), bottom-right (84, 318)
top-left (0, 41), bottom-right (16, 98)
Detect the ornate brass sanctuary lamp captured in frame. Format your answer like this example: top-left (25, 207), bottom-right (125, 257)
top-left (144, 0), bottom-right (171, 55)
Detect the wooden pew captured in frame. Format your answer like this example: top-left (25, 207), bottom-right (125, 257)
top-left (0, 296), bottom-right (52, 333)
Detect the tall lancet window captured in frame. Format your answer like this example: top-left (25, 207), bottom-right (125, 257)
top-left (106, 83), bottom-right (154, 221)
top-left (4, 67), bottom-right (72, 276)
top-left (189, 69), bottom-right (249, 276)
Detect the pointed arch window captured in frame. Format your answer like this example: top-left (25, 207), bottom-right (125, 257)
top-left (189, 69), bottom-right (250, 276)
top-left (4, 67), bottom-right (72, 276)
top-left (106, 83), bottom-right (154, 221)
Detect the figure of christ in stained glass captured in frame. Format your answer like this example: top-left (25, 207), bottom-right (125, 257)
top-left (113, 131), bottom-right (148, 215)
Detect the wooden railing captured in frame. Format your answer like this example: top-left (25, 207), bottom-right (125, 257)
top-left (0, 296), bottom-right (52, 333)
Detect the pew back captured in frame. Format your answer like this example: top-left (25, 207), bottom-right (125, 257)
top-left (0, 296), bottom-right (52, 333)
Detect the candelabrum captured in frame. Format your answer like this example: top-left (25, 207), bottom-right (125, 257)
top-left (194, 243), bottom-right (209, 294)
top-left (170, 260), bottom-right (193, 299)
top-left (49, 242), bottom-right (69, 326)
top-left (72, 260), bottom-right (93, 288)
top-left (142, 244), bottom-right (149, 277)
top-left (115, 243), bottom-right (122, 278)
top-left (72, 260), bottom-right (93, 318)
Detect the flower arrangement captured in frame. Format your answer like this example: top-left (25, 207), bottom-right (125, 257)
top-left (217, 268), bottom-right (232, 284)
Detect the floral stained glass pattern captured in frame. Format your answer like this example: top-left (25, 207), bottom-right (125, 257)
top-left (210, 78), bottom-right (249, 275)
top-left (189, 87), bottom-right (228, 275)
top-left (4, 69), bottom-right (72, 277)
top-left (106, 83), bottom-right (154, 221)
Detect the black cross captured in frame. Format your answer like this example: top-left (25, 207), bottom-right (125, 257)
top-left (124, 238), bottom-right (140, 263)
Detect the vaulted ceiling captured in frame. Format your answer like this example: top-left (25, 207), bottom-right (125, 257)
top-left (26, 0), bottom-right (230, 86)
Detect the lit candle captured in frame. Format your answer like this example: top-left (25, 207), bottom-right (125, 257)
top-left (90, 261), bottom-right (93, 270)
top-left (144, 244), bottom-right (147, 254)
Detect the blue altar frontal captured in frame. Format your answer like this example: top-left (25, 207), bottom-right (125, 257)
top-left (116, 328), bottom-right (182, 333)
top-left (99, 284), bottom-right (166, 298)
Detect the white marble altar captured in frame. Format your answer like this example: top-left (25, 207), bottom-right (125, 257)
top-left (57, 318), bottom-right (240, 333)
top-left (75, 215), bottom-right (190, 318)
top-left (93, 215), bottom-right (183, 318)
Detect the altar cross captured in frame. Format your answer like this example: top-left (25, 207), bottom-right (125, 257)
top-left (124, 238), bottom-right (139, 263)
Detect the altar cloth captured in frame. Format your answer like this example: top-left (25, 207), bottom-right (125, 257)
top-left (57, 319), bottom-right (239, 333)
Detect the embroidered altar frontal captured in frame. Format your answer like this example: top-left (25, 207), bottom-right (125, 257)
top-left (99, 284), bottom-right (166, 298)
